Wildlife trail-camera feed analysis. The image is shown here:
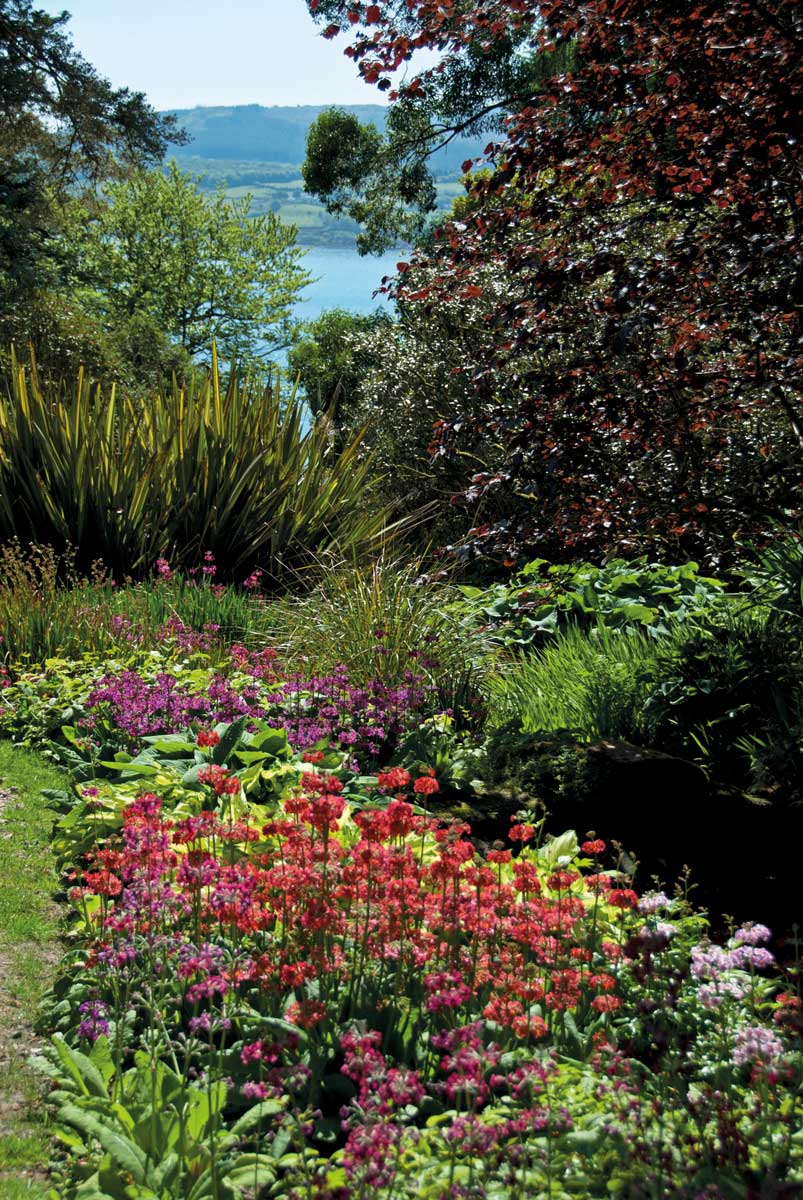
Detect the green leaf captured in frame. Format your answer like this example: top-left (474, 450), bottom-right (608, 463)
top-left (142, 736), bottom-right (198, 755)
top-left (537, 829), bottom-right (579, 868)
top-left (231, 750), bottom-right (270, 765)
top-left (619, 603), bottom-right (656, 624)
top-left (185, 1080), bottom-right (227, 1143)
top-left (221, 1155), bottom-right (277, 1194)
top-left (228, 1100), bottom-right (286, 1139)
top-left (50, 1035), bottom-right (93, 1097)
top-left (181, 764), bottom-right (206, 788)
top-left (98, 761), bottom-right (160, 777)
top-left (88, 1036), bottom-right (115, 1088)
top-left (151, 1150), bottom-right (181, 1192)
top-left (250, 727), bottom-right (290, 757)
top-left (253, 1016), bottom-right (308, 1045)
top-left (57, 1104), bottom-right (148, 1184)
top-left (212, 717), bottom-right (248, 766)
top-left (565, 1128), bottom-right (604, 1154)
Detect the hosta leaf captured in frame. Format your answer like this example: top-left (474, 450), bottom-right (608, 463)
top-left (537, 830), bottom-right (579, 868)
top-left (142, 736), bottom-right (198, 755)
top-left (98, 761), bottom-right (160, 777)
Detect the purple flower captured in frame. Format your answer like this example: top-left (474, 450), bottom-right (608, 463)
top-left (733, 923), bottom-right (772, 947)
top-left (78, 1000), bottom-right (110, 1041)
top-left (731, 945), bottom-right (775, 971)
top-left (638, 891), bottom-right (672, 914)
top-left (732, 1024), bottom-right (785, 1068)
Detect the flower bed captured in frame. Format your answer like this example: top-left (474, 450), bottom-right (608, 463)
top-left (0, 626), bottom-right (439, 773)
top-left (1, 608), bottom-right (801, 1195)
top-left (30, 721), bottom-right (803, 1198)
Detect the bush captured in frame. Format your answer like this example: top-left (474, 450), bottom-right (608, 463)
top-left (457, 556), bottom-right (729, 649)
top-left (643, 610), bottom-right (803, 799)
top-left (0, 347), bottom-right (391, 580)
top-left (286, 306), bottom-right (392, 427)
top-left (736, 532), bottom-right (803, 628)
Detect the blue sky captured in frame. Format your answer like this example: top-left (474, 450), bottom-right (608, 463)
top-left (40, 0), bottom-right (386, 110)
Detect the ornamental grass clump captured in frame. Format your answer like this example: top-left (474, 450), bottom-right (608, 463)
top-left (268, 557), bottom-right (492, 737)
top-left (486, 622), bottom-right (673, 743)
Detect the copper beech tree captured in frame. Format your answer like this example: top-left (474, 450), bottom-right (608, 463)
top-left (306, 0), bottom-right (803, 565)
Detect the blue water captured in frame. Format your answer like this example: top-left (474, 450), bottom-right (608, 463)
top-left (295, 246), bottom-right (402, 320)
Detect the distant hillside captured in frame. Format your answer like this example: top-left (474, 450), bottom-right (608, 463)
top-left (163, 104), bottom-right (491, 248)
top-left (166, 104), bottom-right (490, 177)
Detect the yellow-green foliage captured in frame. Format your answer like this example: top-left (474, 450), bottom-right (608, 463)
top-left (0, 347), bottom-right (390, 579)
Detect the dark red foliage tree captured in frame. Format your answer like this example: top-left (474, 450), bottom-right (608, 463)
top-left (307, 0), bottom-right (803, 567)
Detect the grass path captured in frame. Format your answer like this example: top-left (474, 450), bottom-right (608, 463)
top-left (0, 742), bottom-right (66, 1197)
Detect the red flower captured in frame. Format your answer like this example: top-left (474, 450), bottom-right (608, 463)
top-left (487, 849), bottom-right (512, 865)
top-left (608, 888), bottom-right (639, 909)
top-left (83, 870), bottom-right (122, 897)
top-left (413, 775), bottom-right (439, 795)
top-left (591, 994), bottom-right (622, 1013)
top-left (353, 809), bottom-right (391, 842)
top-left (511, 860), bottom-right (541, 894)
top-left (377, 767), bottom-right (411, 792)
top-left (302, 773), bottom-right (343, 794)
top-left (546, 870), bottom-right (580, 892)
top-left (509, 823), bottom-right (535, 842)
top-left (385, 798), bottom-right (416, 838)
top-left (197, 728), bottom-right (220, 748)
top-left (286, 999), bottom-right (327, 1029)
top-left (197, 764), bottom-right (240, 796)
top-left (307, 794), bottom-right (346, 833)
top-left (512, 1013), bottom-right (548, 1039)
top-left (279, 960), bottom-right (316, 988)
top-left (582, 839), bottom-right (606, 855)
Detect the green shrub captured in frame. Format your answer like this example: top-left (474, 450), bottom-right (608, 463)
top-left (643, 610), bottom-right (803, 798)
top-left (481, 723), bottom-right (594, 803)
top-left (0, 346), bottom-right (391, 580)
top-left (457, 556), bottom-right (729, 649)
top-left (735, 532), bottom-right (803, 627)
top-left (286, 306), bottom-right (392, 426)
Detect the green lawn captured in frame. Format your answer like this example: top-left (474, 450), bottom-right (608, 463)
top-left (0, 742), bottom-right (66, 1196)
